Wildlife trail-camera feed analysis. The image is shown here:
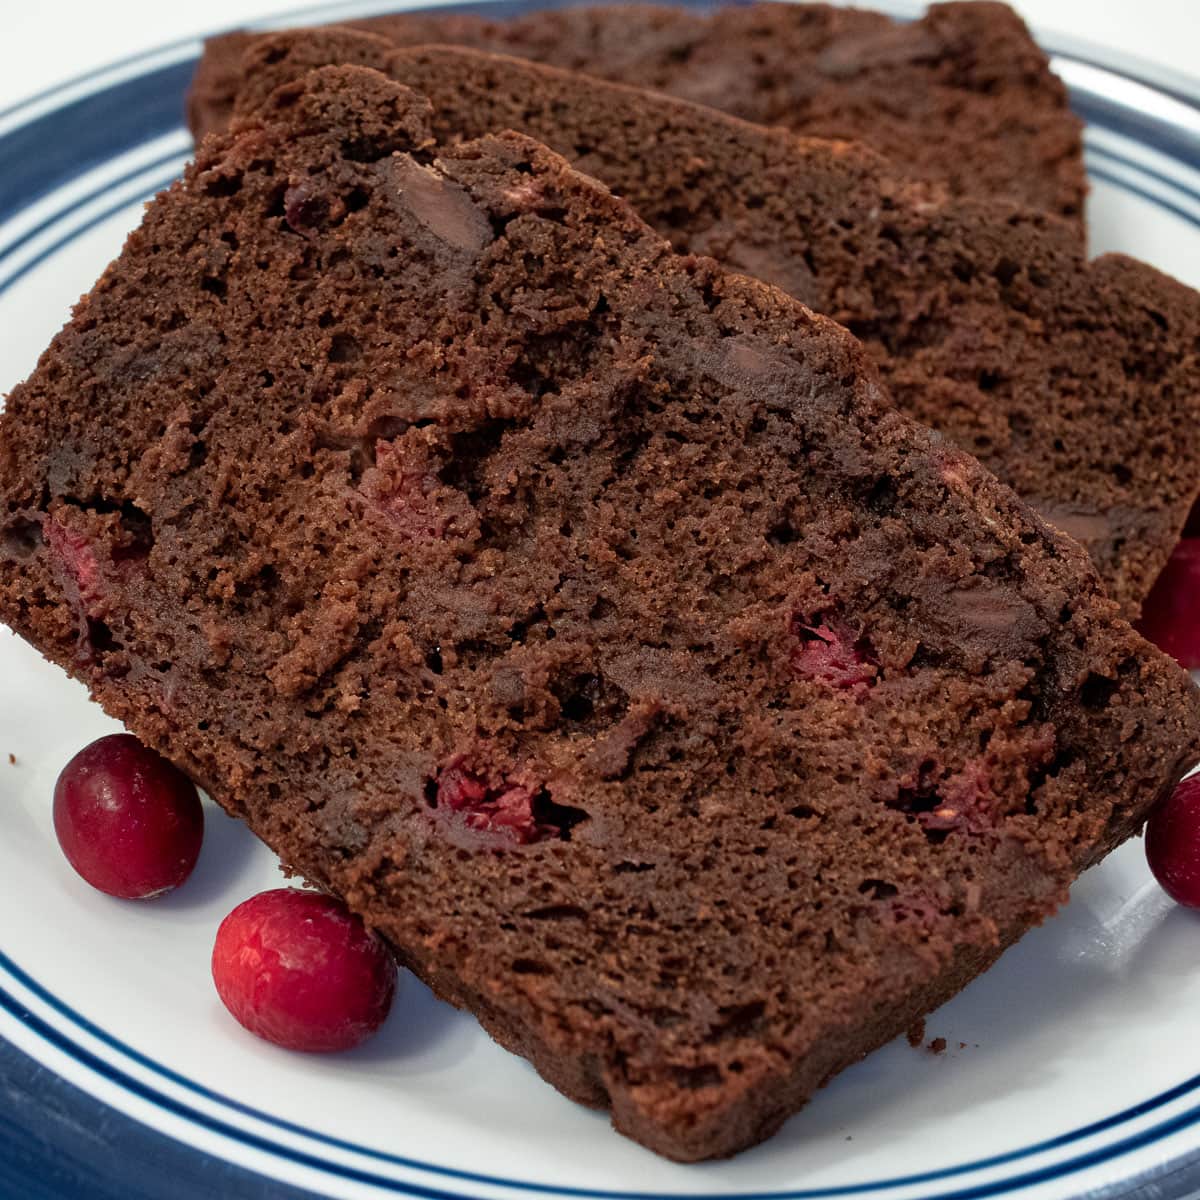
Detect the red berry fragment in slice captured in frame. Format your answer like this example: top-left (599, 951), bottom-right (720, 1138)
top-left (371, 439), bottom-right (447, 538)
top-left (921, 759), bottom-right (993, 834)
top-left (1146, 774), bottom-right (1200, 908)
top-left (53, 733), bottom-right (203, 899)
top-left (1136, 539), bottom-right (1200, 668)
top-left (430, 756), bottom-right (586, 847)
top-left (212, 888), bottom-right (396, 1052)
top-left (790, 615), bottom-right (877, 691)
top-left (358, 435), bottom-right (481, 543)
top-left (42, 515), bottom-right (105, 616)
top-left (435, 759), bottom-right (549, 844)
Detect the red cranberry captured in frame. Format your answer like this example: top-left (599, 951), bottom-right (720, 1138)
top-left (790, 616), bottom-right (876, 691)
top-left (365, 440), bottom-right (447, 539)
top-left (922, 759), bottom-right (992, 834)
top-left (1137, 539), bottom-right (1200, 668)
top-left (212, 889), bottom-right (396, 1052)
top-left (1146, 775), bottom-right (1200, 908)
top-left (42, 515), bottom-right (104, 615)
top-left (434, 758), bottom-right (556, 845)
top-left (53, 734), bottom-right (203, 899)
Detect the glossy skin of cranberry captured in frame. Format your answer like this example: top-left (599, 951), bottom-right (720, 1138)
top-left (212, 889), bottom-right (396, 1052)
top-left (1147, 775), bottom-right (1200, 908)
top-left (1136, 539), bottom-right (1200, 668)
top-left (53, 734), bottom-right (204, 899)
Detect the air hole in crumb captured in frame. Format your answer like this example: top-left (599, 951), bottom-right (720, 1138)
top-left (994, 258), bottom-right (1019, 286)
top-left (328, 333), bottom-right (362, 363)
top-left (866, 474), bottom-right (898, 516)
top-left (716, 1000), bottom-right (765, 1038)
top-left (1, 517), bottom-right (44, 559)
top-left (511, 958), bottom-right (552, 976)
top-left (1080, 672), bottom-right (1118, 711)
top-left (522, 904), bottom-right (588, 921)
top-left (613, 860), bottom-right (654, 874)
top-left (858, 878), bottom-right (899, 900)
top-left (534, 791), bottom-right (589, 839)
top-left (559, 675), bottom-right (600, 723)
top-left (86, 619), bottom-right (119, 654)
top-left (673, 1064), bottom-right (722, 1088)
top-left (589, 596), bottom-right (616, 621)
top-left (204, 172), bottom-right (243, 198)
top-left (767, 520), bottom-right (797, 546)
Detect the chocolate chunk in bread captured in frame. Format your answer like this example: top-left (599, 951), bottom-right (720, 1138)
top-left (188, 1), bottom-right (1086, 224)
top-left (219, 36), bottom-right (1200, 616)
top-left (4, 66), bottom-right (1195, 1161)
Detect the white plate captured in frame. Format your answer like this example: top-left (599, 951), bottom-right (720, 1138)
top-left (2, 4), bottom-right (1200, 1198)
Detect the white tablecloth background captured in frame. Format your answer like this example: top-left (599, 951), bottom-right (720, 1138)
top-left (0, 0), bottom-right (1197, 115)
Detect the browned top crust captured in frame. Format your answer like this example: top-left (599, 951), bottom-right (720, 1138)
top-left (187, 1), bottom-right (1087, 223)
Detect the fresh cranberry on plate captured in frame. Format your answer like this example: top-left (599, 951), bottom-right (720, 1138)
top-left (1137, 539), bottom-right (1200, 668)
top-left (1146, 774), bottom-right (1200, 908)
top-left (53, 733), bottom-right (203, 899)
top-left (212, 888), bottom-right (396, 1052)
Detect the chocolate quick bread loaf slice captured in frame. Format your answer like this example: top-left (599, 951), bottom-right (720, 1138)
top-left (2, 66), bottom-right (1196, 1160)
top-left (212, 34), bottom-right (1200, 618)
top-left (188, 1), bottom-right (1087, 224)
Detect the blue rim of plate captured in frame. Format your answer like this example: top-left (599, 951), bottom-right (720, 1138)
top-left (1, 3), bottom-right (1199, 1198)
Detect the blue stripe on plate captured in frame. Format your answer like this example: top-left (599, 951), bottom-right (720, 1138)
top-left (0, 168), bottom-right (186, 297)
top-left (0, 147), bottom-right (186, 275)
top-left (1088, 166), bottom-right (1200, 225)
top-left (0, 62), bottom-right (195, 223)
top-left (5, 954), bottom-right (1200, 1200)
top-left (1087, 143), bottom-right (1200, 209)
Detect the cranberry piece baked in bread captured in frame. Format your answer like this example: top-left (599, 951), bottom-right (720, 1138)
top-left (2, 67), bottom-right (1196, 1159)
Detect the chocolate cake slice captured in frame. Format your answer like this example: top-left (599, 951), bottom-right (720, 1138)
top-left (2, 66), bottom-right (1196, 1160)
top-left (212, 33), bottom-right (1200, 618)
top-left (188, 1), bottom-right (1086, 224)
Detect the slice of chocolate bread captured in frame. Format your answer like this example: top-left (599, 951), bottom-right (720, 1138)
top-left (215, 34), bottom-right (1200, 618)
top-left (188, 1), bottom-right (1086, 224)
top-left (2, 66), bottom-right (1195, 1161)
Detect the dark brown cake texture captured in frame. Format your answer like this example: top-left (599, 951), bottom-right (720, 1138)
top-left (187, 1), bottom-right (1087, 224)
top-left (209, 32), bottom-right (1200, 618)
top-left (1, 66), bottom-right (1196, 1160)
